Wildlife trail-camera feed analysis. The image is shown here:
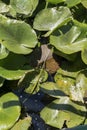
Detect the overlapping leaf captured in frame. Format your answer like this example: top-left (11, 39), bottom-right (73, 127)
top-left (50, 20), bottom-right (87, 64)
top-left (0, 14), bottom-right (37, 54)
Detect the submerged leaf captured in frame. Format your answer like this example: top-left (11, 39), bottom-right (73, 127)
top-left (0, 92), bottom-right (21, 130)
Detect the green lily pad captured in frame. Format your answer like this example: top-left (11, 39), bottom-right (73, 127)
top-left (0, 14), bottom-right (37, 54)
top-left (10, 0), bottom-right (39, 16)
top-left (11, 116), bottom-right (32, 130)
top-left (33, 6), bottom-right (72, 36)
top-left (50, 20), bottom-right (87, 64)
top-left (0, 92), bottom-right (21, 130)
top-left (40, 97), bottom-right (86, 129)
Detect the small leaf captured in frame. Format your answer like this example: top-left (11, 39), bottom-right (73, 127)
top-left (0, 14), bottom-right (37, 54)
top-left (11, 116), bottom-right (32, 130)
top-left (40, 97), bottom-right (86, 129)
top-left (0, 92), bottom-right (21, 130)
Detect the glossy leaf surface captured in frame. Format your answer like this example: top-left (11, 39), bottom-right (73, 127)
top-left (0, 92), bottom-right (21, 130)
top-left (33, 6), bottom-right (72, 36)
top-left (0, 14), bottom-right (37, 54)
top-left (40, 97), bottom-right (86, 129)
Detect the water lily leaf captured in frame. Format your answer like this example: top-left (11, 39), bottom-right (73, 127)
top-left (10, 0), bottom-right (39, 16)
top-left (0, 1), bottom-right (9, 13)
top-left (0, 14), bottom-right (37, 54)
top-left (81, 0), bottom-right (87, 8)
top-left (0, 77), bottom-right (5, 87)
top-left (0, 92), bottom-right (21, 130)
top-left (18, 69), bottom-right (48, 94)
top-left (0, 53), bottom-right (32, 80)
top-left (55, 69), bottom-right (87, 102)
top-left (40, 82), bottom-right (66, 98)
top-left (63, 125), bottom-right (87, 130)
top-left (65, 0), bottom-right (81, 7)
top-left (33, 6), bottom-right (72, 36)
top-left (46, 0), bottom-right (65, 4)
top-left (40, 97), bottom-right (86, 129)
top-left (11, 116), bottom-right (32, 130)
top-left (0, 44), bottom-right (9, 59)
top-left (50, 20), bottom-right (87, 64)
